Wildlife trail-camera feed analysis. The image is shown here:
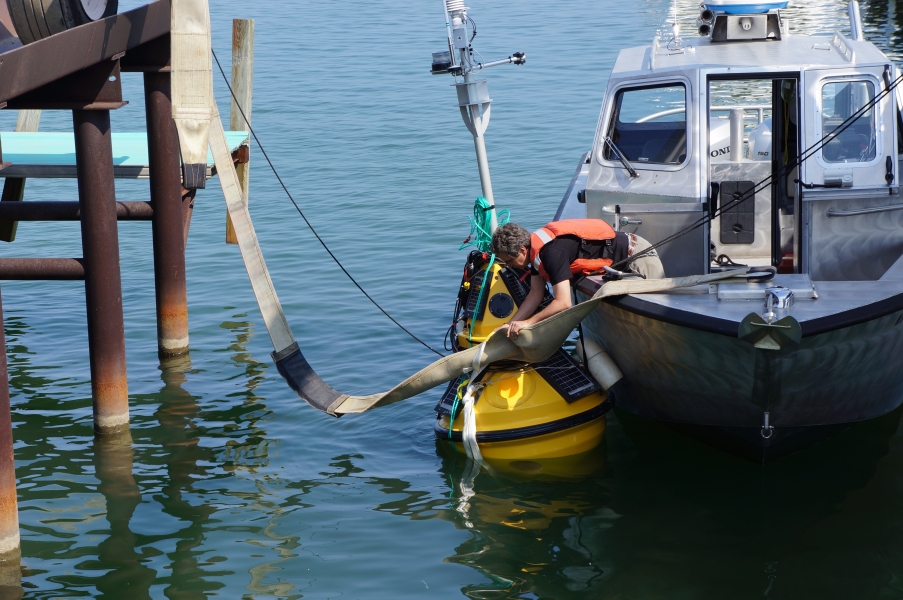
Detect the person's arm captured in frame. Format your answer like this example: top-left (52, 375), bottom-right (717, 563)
top-left (505, 277), bottom-right (572, 339)
top-left (507, 275), bottom-right (544, 322)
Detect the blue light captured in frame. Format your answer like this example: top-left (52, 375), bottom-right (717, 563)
top-left (702, 0), bottom-right (789, 14)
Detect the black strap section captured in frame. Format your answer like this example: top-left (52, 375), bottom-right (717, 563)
top-left (606, 231), bottom-right (630, 264)
top-left (272, 343), bottom-right (344, 418)
top-left (181, 163), bottom-right (207, 190)
top-left (578, 231), bottom-right (629, 265)
top-left (435, 392), bottom-right (614, 443)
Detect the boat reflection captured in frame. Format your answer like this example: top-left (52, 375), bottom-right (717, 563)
top-left (425, 403), bottom-right (903, 599)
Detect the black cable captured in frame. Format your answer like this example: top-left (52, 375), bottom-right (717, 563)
top-left (211, 50), bottom-right (446, 357)
top-left (612, 72), bottom-right (903, 271)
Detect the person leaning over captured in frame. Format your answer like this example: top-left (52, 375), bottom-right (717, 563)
top-left (490, 219), bottom-right (664, 338)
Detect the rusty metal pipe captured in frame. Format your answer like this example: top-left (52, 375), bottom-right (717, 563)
top-left (145, 72), bottom-right (190, 357)
top-left (73, 109), bottom-right (129, 435)
top-left (0, 286), bottom-right (19, 561)
top-left (0, 258), bottom-right (85, 279)
top-left (0, 201), bottom-right (153, 221)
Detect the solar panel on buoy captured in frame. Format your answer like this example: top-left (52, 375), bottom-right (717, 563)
top-left (535, 349), bottom-right (600, 403)
top-left (435, 374), bottom-right (468, 416)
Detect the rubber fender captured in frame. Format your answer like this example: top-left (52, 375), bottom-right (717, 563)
top-left (5, 0), bottom-right (118, 45)
top-left (576, 337), bottom-right (623, 390)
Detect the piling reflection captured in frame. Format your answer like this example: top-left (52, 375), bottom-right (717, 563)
top-left (151, 354), bottom-right (216, 600)
top-left (91, 431), bottom-right (154, 598)
top-left (141, 315), bottom-right (276, 597)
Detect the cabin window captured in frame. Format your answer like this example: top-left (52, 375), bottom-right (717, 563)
top-left (605, 84), bottom-right (687, 165)
top-left (820, 80), bottom-right (877, 164)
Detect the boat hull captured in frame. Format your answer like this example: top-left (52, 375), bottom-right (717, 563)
top-left (582, 295), bottom-right (903, 460)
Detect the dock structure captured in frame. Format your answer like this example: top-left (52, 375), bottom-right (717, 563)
top-left (0, 0), bottom-right (253, 561)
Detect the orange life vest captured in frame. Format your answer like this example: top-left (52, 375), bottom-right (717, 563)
top-left (529, 219), bottom-right (617, 281)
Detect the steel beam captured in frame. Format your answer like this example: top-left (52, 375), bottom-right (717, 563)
top-left (145, 72), bottom-right (189, 357)
top-left (0, 0), bottom-right (170, 105)
top-left (73, 109), bottom-right (129, 435)
top-left (0, 286), bottom-right (19, 562)
top-left (0, 201), bottom-right (152, 221)
top-left (5, 60), bottom-right (125, 111)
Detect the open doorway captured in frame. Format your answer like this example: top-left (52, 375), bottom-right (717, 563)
top-left (708, 76), bottom-right (799, 272)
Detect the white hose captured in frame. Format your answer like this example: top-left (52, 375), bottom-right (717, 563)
top-left (461, 384), bottom-right (483, 464)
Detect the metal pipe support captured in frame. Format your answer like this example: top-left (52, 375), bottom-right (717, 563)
top-left (145, 72), bottom-right (190, 357)
top-left (73, 109), bottom-right (130, 435)
top-left (0, 201), bottom-right (152, 221)
top-left (0, 288), bottom-right (19, 561)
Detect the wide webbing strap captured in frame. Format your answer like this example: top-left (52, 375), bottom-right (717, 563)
top-left (171, 0), bottom-right (213, 188)
top-left (329, 269), bottom-right (749, 415)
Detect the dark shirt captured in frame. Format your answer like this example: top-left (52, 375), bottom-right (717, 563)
top-left (530, 232), bottom-right (629, 286)
top-left (530, 235), bottom-right (594, 286)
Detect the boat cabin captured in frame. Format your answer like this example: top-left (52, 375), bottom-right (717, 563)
top-left (586, 2), bottom-right (903, 281)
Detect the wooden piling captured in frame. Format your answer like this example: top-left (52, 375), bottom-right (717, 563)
top-left (0, 110), bottom-right (41, 243)
top-left (226, 18), bottom-right (254, 245)
top-left (0, 286), bottom-right (20, 562)
top-left (73, 109), bottom-right (129, 435)
top-left (145, 72), bottom-right (190, 357)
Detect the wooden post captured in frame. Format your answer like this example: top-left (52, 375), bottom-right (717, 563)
top-left (73, 109), bottom-right (129, 435)
top-left (0, 110), bottom-right (41, 243)
top-left (0, 285), bottom-right (19, 563)
top-left (226, 18), bottom-right (253, 245)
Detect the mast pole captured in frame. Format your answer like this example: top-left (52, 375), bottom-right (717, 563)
top-left (435, 0), bottom-right (524, 235)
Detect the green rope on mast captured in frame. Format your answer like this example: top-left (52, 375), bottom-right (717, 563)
top-left (459, 196), bottom-right (510, 253)
top-left (458, 197), bottom-right (510, 343)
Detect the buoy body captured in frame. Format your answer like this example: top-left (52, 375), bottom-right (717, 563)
top-left (436, 255), bottom-right (612, 460)
top-left (434, 369), bottom-right (609, 459)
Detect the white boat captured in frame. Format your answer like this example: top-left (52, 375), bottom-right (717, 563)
top-left (549, 1), bottom-right (903, 460)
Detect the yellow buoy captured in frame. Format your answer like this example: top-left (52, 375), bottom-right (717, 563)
top-left (438, 257), bottom-right (612, 460)
top-left (435, 368), bottom-right (610, 460)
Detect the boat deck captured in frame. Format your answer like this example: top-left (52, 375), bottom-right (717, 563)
top-left (577, 274), bottom-right (903, 337)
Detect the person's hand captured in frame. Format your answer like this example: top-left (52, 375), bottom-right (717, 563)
top-left (505, 320), bottom-right (528, 339)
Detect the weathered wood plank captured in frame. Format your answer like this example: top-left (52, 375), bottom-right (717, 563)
top-left (226, 18), bottom-right (253, 245)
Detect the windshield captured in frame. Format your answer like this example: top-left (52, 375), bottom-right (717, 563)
top-left (605, 84), bottom-right (687, 165)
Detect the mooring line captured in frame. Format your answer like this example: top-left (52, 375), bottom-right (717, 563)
top-left (211, 50), bottom-right (446, 358)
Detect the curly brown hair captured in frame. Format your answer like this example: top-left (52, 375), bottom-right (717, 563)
top-left (491, 223), bottom-right (531, 257)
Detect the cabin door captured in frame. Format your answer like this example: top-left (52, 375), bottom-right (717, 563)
top-left (801, 66), bottom-right (902, 280)
top-left (585, 72), bottom-right (707, 277)
top-left (706, 75), bottom-right (800, 272)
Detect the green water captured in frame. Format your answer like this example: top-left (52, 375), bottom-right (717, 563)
top-left (2, 0), bottom-right (903, 596)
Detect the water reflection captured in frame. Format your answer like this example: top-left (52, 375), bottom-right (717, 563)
top-left (436, 445), bottom-right (615, 598)
top-left (361, 406), bottom-right (903, 599)
top-left (149, 355), bottom-right (217, 599)
top-left (91, 431), bottom-right (153, 598)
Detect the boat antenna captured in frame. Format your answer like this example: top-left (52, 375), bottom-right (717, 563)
top-left (670, 0), bottom-right (683, 49)
top-left (430, 0), bottom-right (526, 234)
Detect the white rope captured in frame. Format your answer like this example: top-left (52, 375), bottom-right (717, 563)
top-left (461, 383), bottom-right (483, 464)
